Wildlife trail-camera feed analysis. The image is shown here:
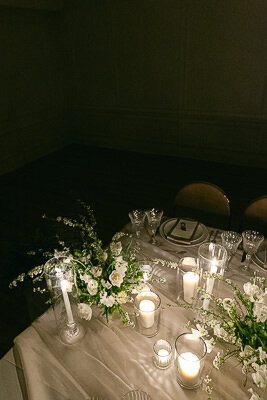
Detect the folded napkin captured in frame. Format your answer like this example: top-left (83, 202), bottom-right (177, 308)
top-left (166, 218), bottom-right (198, 244)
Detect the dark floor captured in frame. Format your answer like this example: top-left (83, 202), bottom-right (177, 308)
top-left (0, 144), bottom-right (266, 357)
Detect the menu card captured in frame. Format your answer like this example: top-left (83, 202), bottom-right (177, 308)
top-left (167, 218), bottom-right (198, 242)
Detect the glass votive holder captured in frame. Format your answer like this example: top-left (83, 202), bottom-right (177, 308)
top-left (45, 256), bottom-right (85, 345)
top-left (153, 339), bottom-right (172, 369)
top-left (175, 333), bottom-right (207, 390)
top-left (134, 291), bottom-right (161, 337)
top-left (176, 257), bottom-right (199, 305)
top-left (139, 261), bottom-right (153, 283)
top-left (198, 243), bottom-right (228, 310)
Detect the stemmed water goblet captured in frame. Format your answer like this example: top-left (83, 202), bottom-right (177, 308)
top-left (221, 231), bottom-right (242, 267)
top-left (241, 230), bottom-right (264, 270)
top-left (145, 208), bottom-right (163, 245)
top-left (128, 209), bottom-right (146, 238)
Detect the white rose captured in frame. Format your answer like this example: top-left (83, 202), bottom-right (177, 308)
top-left (109, 270), bottom-right (124, 288)
top-left (110, 241), bottom-right (122, 256)
top-left (87, 279), bottom-right (98, 295)
top-left (116, 291), bottom-right (128, 304)
top-left (78, 303), bottom-right (92, 321)
top-left (91, 266), bottom-right (102, 277)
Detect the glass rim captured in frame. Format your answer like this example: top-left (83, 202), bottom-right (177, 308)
top-left (153, 339), bottom-right (172, 356)
top-left (242, 230), bottom-right (264, 240)
top-left (198, 242), bottom-right (228, 262)
top-left (134, 291), bottom-right (161, 311)
top-left (44, 256), bottom-right (74, 277)
top-left (175, 332), bottom-right (207, 361)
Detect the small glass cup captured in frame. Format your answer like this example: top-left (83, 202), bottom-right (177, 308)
top-left (176, 257), bottom-right (199, 305)
top-left (134, 291), bottom-right (161, 337)
top-left (175, 333), bottom-right (207, 390)
top-left (198, 243), bottom-right (228, 310)
top-left (129, 209), bottom-right (146, 237)
top-left (139, 261), bottom-right (153, 283)
top-left (45, 256), bottom-right (85, 345)
top-left (242, 230), bottom-right (264, 270)
top-left (145, 208), bottom-right (163, 245)
top-left (153, 339), bottom-right (172, 369)
top-left (221, 231), bottom-right (242, 266)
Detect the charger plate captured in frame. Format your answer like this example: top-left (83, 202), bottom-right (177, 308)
top-left (159, 218), bottom-right (208, 247)
top-left (252, 241), bottom-right (267, 271)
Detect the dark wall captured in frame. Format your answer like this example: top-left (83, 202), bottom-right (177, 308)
top-left (68, 0), bottom-right (267, 168)
top-left (0, 1), bottom-right (71, 176)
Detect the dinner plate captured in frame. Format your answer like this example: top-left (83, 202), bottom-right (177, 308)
top-left (252, 241), bottom-right (267, 271)
top-left (159, 218), bottom-right (208, 247)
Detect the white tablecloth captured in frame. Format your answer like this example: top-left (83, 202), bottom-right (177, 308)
top-left (14, 224), bottom-right (266, 400)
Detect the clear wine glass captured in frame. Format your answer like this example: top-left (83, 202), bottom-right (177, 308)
top-left (145, 208), bottom-right (163, 245)
top-left (221, 231), bottom-right (242, 267)
top-left (241, 230), bottom-right (264, 270)
top-left (128, 210), bottom-right (146, 238)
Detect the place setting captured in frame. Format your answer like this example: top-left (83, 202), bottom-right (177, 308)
top-left (8, 202), bottom-right (267, 400)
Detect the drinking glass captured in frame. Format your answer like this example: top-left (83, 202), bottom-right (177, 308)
top-left (145, 208), bottom-right (163, 245)
top-left (221, 231), bottom-right (242, 266)
top-left (242, 230), bottom-right (264, 270)
top-left (129, 210), bottom-right (146, 237)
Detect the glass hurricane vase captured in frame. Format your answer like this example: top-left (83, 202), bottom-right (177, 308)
top-left (44, 256), bottom-right (85, 344)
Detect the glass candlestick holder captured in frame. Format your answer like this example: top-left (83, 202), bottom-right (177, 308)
top-left (153, 339), bottom-right (172, 369)
top-left (198, 243), bottom-right (227, 310)
top-left (176, 257), bottom-right (199, 305)
top-left (175, 333), bottom-right (207, 389)
top-left (134, 291), bottom-right (161, 337)
top-left (44, 256), bottom-right (85, 345)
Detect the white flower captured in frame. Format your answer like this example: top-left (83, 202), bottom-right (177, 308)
top-left (101, 279), bottom-right (112, 289)
top-left (80, 274), bottom-right (91, 284)
top-left (109, 270), bottom-right (124, 288)
top-left (78, 303), bottom-right (92, 321)
top-left (222, 297), bottom-right (234, 312)
top-left (252, 364), bottom-right (267, 390)
top-left (258, 347), bottom-right (267, 363)
top-left (248, 388), bottom-right (261, 400)
top-left (115, 257), bottom-right (128, 274)
top-left (103, 252), bottom-right (108, 261)
top-left (116, 291), bottom-right (128, 304)
top-left (253, 294), bottom-right (267, 323)
top-left (100, 291), bottom-right (115, 307)
top-left (87, 279), bottom-right (98, 295)
top-left (204, 337), bottom-right (215, 353)
top-left (110, 241), bottom-right (122, 256)
top-left (243, 282), bottom-right (262, 301)
top-left (91, 266), bottom-right (102, 277)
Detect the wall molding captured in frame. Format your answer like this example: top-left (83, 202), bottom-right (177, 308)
top-left (72, 106), bottom-right (267, 169)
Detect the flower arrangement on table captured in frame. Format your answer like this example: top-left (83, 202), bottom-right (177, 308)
top-left (10, 201), bottom-right (143, 325)
top-left (182, 275), bottom-right (267, 400)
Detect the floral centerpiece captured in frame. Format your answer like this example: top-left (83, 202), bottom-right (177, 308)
top-left (182, 275), bottom-right (267, 400)
top-left (10, 201), bottom-right (143, 325)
